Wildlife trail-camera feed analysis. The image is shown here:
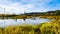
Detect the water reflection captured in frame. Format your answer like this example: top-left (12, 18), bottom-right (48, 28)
top-left (0, 17), bottom-right (51, 27)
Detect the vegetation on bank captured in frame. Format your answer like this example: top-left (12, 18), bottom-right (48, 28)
top-left (0, 10), bottom-right (60, 19)
top-left (0, 20), bottom-right (60, 34)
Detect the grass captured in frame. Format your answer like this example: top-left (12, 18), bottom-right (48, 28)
top-left (0, 19), bottom-right (60, 34)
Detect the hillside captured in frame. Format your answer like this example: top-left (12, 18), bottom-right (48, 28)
top-left (25, 10), bottom-right (60, 16)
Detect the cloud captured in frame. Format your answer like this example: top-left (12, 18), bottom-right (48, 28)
top-left (0, 0), bottom-right (34, 14)
top-left (0, 0), bottom-right (60, 14)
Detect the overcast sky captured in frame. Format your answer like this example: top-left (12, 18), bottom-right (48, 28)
top-left (0, 0), bottom-right (60, 14)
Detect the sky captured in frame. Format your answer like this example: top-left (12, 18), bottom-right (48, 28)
top-left (0, 0), bottom-right (60, 14)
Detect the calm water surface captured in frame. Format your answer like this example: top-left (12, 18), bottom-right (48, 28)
top-left (0, 17), bottom-right (51, 27)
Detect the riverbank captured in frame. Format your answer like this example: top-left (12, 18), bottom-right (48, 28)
top-left (0, 15), bottom-right (60, 19)
top-left (39, 16), bottom-right (60, 19)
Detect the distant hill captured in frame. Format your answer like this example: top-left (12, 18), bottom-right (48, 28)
top-left (0, 10), bottom-right (60, 17)
top-left (25, 10), bottom-right (60, 16)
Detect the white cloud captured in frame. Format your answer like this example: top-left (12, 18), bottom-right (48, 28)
top-left (0, 0), bottom-right (60, 14)
top-left (0, 1), bottom-right (34, 14)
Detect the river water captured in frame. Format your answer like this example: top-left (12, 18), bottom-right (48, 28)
top-left (0, 17), bottom-right (51, 27)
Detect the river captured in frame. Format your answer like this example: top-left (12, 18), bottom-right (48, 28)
top-left (0, 17), bottom-right (51, 28)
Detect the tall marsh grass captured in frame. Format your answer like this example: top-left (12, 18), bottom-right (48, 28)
top-left (0, 20), bottom-right (60, 34)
